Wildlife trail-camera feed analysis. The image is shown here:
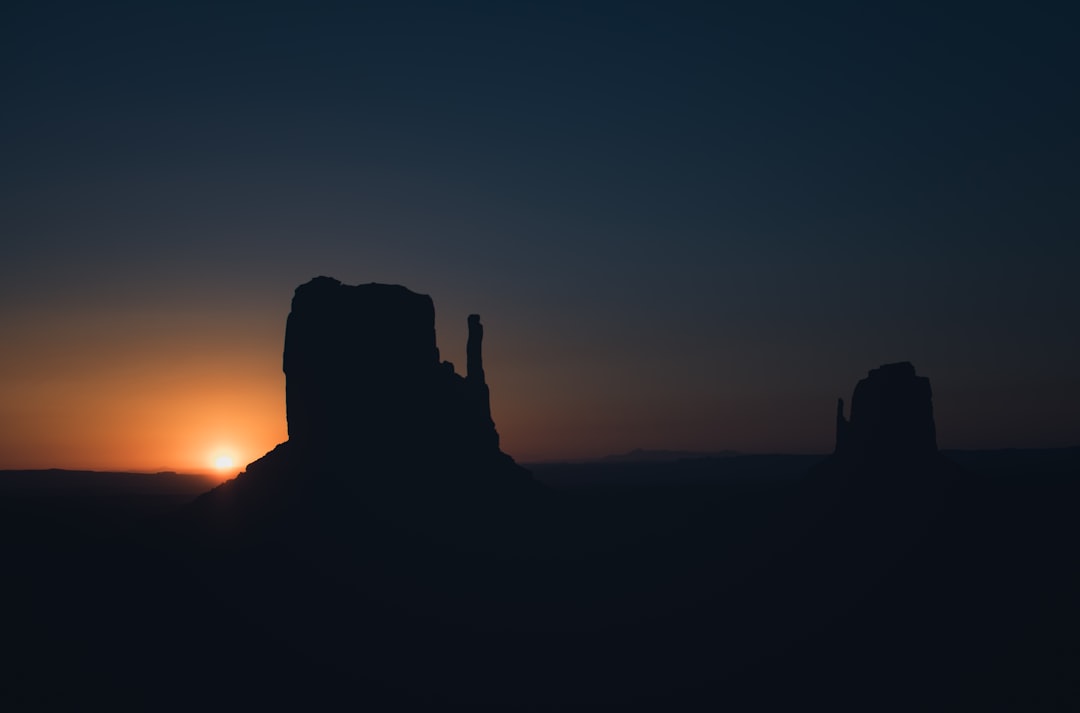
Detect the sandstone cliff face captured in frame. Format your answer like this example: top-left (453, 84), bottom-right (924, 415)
top-left (835, 362), bottom-right (938, 462)
top-left (281, 276), bottom-right (505, 467)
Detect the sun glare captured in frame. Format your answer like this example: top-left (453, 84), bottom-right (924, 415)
top-left (213, 454), bottom-right (236, 471)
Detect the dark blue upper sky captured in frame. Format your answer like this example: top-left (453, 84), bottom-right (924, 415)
top-left (2, 1), bottom-right (1077, 466)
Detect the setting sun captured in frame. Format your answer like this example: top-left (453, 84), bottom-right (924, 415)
top-left (213, 454), bottom-right (236, 471)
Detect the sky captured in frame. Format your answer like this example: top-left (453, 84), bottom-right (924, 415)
top-left (2, 1), bottom-right (1078, 473)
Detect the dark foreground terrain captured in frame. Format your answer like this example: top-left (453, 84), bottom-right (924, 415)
top-left (3, 449), bottom-right (1078, 711)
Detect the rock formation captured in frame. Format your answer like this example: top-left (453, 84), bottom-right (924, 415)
top-left (200, 276), bottom-right (531, 523)
top-left (281, 276), bottom-right (525, 472)
top-left (834, 361), bottom-right (938, 462)
top-left (281, 276), bottom-right (506, 463)
top-left (283, 278), bottom-right (439, 447)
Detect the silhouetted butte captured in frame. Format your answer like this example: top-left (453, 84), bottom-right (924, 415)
top-left (284, 277), bottom-right (502, 463)
top-left (192, 277), bottom-right (533, 535)
top-left (834, 361), bottom-right (938, 463)
top-left (811, 361), bottom-right (957, 524)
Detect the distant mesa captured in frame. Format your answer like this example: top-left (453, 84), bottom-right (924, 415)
top-left (809, 361), bottom-right (955, 533)
top-left (834, 361), bottom-right (938, 462)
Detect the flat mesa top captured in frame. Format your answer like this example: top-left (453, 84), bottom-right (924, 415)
top-left (293, 276), bottom-right (433, 305)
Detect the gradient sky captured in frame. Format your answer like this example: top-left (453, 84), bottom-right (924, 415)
top-left (2, 1), bottom-right (1078, 473)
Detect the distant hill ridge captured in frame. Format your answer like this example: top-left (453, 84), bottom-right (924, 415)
top-left (0, 469), bottom-right (220, 496)
top-left (595, 448), bottom-right (741, 463)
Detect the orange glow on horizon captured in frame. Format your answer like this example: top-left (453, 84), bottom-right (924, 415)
top-left (0, 312), bottom-right (290, 475)
top-left (11, 296), bottom-right (1065, 474)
